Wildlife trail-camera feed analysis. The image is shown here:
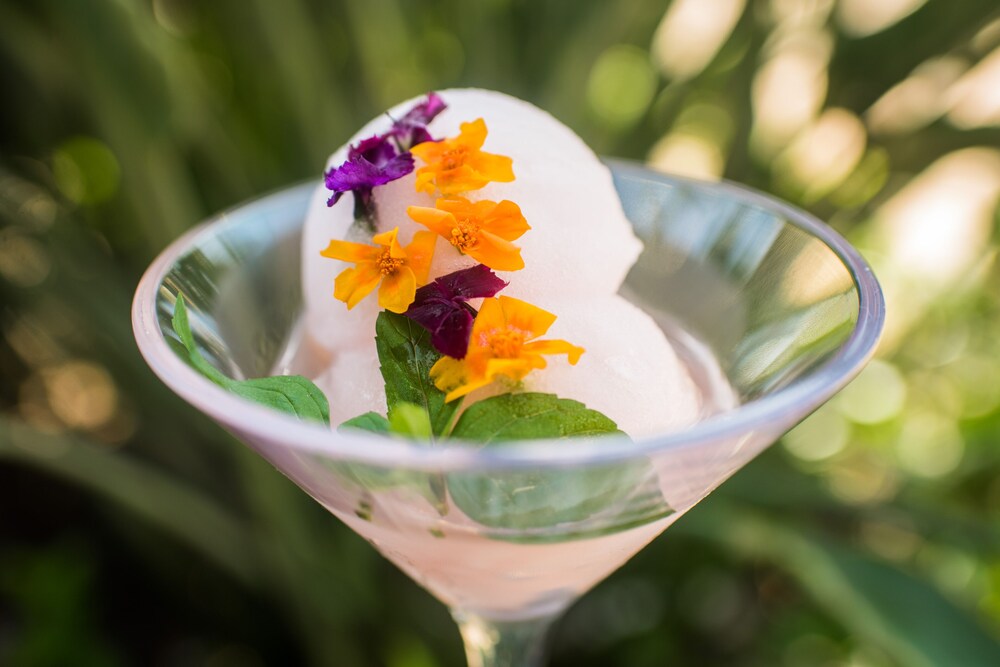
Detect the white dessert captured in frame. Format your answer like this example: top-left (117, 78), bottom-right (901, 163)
top-left (300, 88), bottom-right (701, 436)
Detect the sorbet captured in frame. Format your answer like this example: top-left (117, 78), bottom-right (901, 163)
top-left (301, 88), bottom-right (700, 436)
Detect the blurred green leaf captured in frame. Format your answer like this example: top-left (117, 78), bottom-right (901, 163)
top-left (680, 501), bottom-right (1000, 667)
top-left (0, 417), bottom-right (259, 585)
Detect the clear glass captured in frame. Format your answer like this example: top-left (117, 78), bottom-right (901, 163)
top-left (132, 161), bottom-right (884, 666)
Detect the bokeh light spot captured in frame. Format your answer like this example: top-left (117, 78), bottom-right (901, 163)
top-left (897, 413), bottom-right (964, 478)
top-left (777, 107), bottom-right (867, 200)
top-left (867, 56), bottom-right (967, 135)
top-left (652, 0), bottom-right (746, 81)
top-left (648, 133), bottom-right (725, 180)
top-left (42, 360), bottom-right (119, 431)
top-left (784, 404), bottom-right (850, 461)
top-left (751, 31), bottom-right (831, 156)
top-left (52, 136), bottom-right (121, 205)
top-left (836, 359), bottom-right (906, 425)
top-left (836, 0), bottom-right (928, 38)
top-left (0, 228), bottom-right (51, 287)
top-left (947, 46), bottom-right (1000, 129)
top-left (587, 45), bottom-right (658, 130)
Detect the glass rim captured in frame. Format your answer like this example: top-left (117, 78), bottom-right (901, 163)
top-left (132, 161), bottom-right (885, 472)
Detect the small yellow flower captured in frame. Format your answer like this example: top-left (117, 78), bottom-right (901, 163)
top-left (407, 196), bottom-right (530, 272)
top-left (411, 118), bottom-right (514, 195)
top-left (320, 227), bottom-right (436, 313)
top-left (430, 296), bottom-right (584, 402)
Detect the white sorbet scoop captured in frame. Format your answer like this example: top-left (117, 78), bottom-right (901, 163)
top-left (300, 89), bottom-right (702, 436)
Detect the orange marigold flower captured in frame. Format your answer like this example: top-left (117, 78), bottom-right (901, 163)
top-left (406, 196), bottom-right (530, 271)
top-left (411, 118), bottom-right (514, 195)
top-left (430, 296), bottom-right (584, 402)
top-left (320, 227), bottom-right (436, 313)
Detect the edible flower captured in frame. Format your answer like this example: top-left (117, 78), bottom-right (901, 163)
top-left (404, 265), bottom-right (509, 359)
top-left (324, 135), bottom-right (413, 208)
top-left (390, 91), bottom-right (447, 147)
top-left (320, 227), bottom-right (437, 313)
top-left (411, 118), bottom-right (514, 195)
top-left (430, 296), bottom-right (585, 402)
top-left (324, 93), bottom-right (448, 217)
top-left (407, 196), bottom-right (529, 271)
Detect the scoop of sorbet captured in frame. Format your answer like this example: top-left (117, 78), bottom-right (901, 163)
top-left (300, 88), bottom-right (701, 437)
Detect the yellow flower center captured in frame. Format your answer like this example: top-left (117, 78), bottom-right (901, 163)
top-left (442, 146), bottom-right (469, 170)
top-left (487, 328), bottom-right (525, 358)
top-left (377, 250), bottom-right (403, 276)
top-left (449, 219), bottom-right (480, 252)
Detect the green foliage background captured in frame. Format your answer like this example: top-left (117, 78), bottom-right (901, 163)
top-left (1, 1), bottom-right (999, 665)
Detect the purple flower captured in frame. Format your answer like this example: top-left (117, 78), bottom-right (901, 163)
top-left (324, 135), bottom-right (414, 207)
top-left (390, 91), bottom-right (447, 148)
top-left (324, 93), bottom-right (447, 216)
top-left (405, 265), bottom-right (508, 359)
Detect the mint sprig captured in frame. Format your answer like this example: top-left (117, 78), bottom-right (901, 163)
top-left (445, 393), bottom-right (671, 538)
top-left (172, 294), bottom-right (330, 425)
top-left (449, 393), bottom-right (624, 441)
top-left (375, 311), bottom-right (460, 436)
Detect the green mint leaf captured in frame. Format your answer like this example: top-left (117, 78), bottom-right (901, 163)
top-left (232, 376), bottom-right (330, 424)
top-left (172, 295), bottom-right (231, 386)
top-left (340, 412), bottom-right (391, 434)
top-left (388, 402), bottom-right (433, 439)
top-left (171, 294), bottom-right (330, 425)
top-left (375, 311), bottom-right (458, 437)
top-left (338, 406), bottom-right (445, 514)
top-left (446, 392), bottom-right (672, 539)
top-left (449, 392), bottom-right (623, 442)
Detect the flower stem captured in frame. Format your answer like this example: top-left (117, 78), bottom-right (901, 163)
top-left (453, 610), bottom-right (556, 667)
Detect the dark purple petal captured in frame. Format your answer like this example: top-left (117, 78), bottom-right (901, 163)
top-left (323, 92), bottom-right (444, 208)
top-left (404, 265), bottom-right (507, 358)
top-left (324, 152), bottom-right (414, 207)
top-left (434, 264), bottom-right (508, 301)
top-left (401, 92), bottom-right (447, 126)
top-left (391, 92), bottom-right (448, 148)
top-left (349, 135), bottom-right (397, 165)
top-left (406, 298), bottom-right (474, 359)
top-left (430, 309), bottom-right (476, 359)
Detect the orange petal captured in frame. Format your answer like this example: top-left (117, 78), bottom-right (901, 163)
top-left (469, 298), bottom-right (507, 342)
top-left (458, 118), bottom-right (488, 150)
top-left (372, 227), bottom-right (406, 259)
top-left (378, 266), bottom-right (417, 313)
top-left (522, 340), bottom-right (585, 365)
top-left (411, 139), bottom-right (446, 163)
top-left (320, 239), bottom-right (380, 263)
top-left (437, 165), bottom-right (489, 194)
top-left (468, 231), bottom-right (524, 271)
top-left (407, 206), bottom-right (456, 236)
top-left (497, 296), bottom-right (557, 339)
top-left (404, 231), bottom-right (437, 285)
top-left (470, 152), bottom-right (514, 183)
top-left (414, 169), bottom-right (437, 194)
top-left (484, 200), bottom-right (530, 240)
top-left (334, 263), bottom-right (381, 310)
top-left (431, 356), bottom-right (491, 402)
top-left (434, 196), bottom-right (474, 216)
top-left (484, 357), bottom-right (539, 384)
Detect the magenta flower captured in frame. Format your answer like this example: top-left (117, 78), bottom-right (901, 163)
top-left (324, 92), bottom-right (447, 219)
top-left (390, 91), bottom-right (447, 148)
top-left (404, 265), bottom-right (508, 359)
top-left (324, 136), bottom-right (414, 208)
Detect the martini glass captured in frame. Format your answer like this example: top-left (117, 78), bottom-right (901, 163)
top-left (132, 161), bottom-right (884, 666)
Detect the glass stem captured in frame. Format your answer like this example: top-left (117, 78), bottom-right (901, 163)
top-left (453, 610), bottom-right (556, 667)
